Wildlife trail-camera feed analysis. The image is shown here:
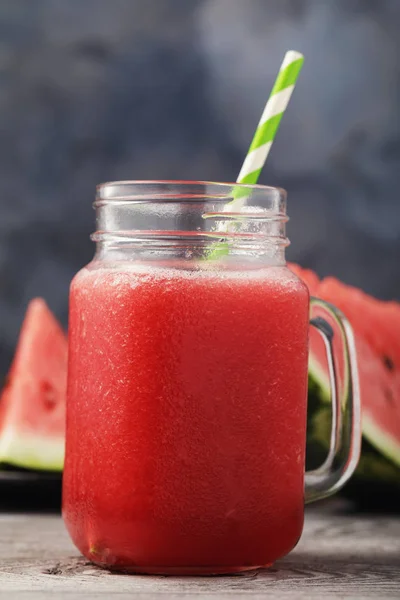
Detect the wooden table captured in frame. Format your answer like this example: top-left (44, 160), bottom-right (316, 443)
top-left (1, 503), bottom-right (399, 600)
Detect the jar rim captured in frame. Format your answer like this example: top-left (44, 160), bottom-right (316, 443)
top-left (96, 180), bottom-right (287, 202)
top-left (93, 180), bottom-right (289, 254)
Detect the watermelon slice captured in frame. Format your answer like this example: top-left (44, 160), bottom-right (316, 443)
top-left (289, 264), bottom-right (400, 504)
top-left (315, 277), bottom-right (400, 467)
top-left (0, 299), bottom-right (67, 471)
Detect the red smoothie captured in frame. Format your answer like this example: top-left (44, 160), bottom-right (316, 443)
top-left (63, 262), bottom-right (309, 573)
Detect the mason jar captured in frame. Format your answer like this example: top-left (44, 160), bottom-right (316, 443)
top-left (63, 181), bottom-right (360, 574)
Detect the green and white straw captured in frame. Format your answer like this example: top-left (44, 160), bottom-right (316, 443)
top-left (236, 50), bottom-right (304, 186)
top-left (205, 50), bottom-right (304, 259)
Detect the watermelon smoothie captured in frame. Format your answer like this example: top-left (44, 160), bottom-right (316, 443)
top-left (63, 262), bottom-right (309, 572)
top-left (63, 181), bottom-right (360, 574)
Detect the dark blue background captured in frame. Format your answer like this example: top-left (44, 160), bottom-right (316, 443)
top-left (0, 0), bottom-right (399, 371)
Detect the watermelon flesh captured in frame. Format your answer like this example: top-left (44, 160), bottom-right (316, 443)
top-left (289, 263), bottom-right (400, 494)
top-left (0, 299), bottom-right (67, 471)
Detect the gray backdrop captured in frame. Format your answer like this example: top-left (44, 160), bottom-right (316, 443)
top-left (0, 0), bottom-right (399, 372)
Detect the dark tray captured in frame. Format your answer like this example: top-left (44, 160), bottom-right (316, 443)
top-left (0, 469), bottom-right (62, 511)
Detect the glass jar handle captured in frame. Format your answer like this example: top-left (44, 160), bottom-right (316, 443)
top-left (305, 297), bottom-right (361, 503)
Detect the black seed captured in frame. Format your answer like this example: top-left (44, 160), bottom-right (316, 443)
top-left (382, 355), bottom-right (395, 372)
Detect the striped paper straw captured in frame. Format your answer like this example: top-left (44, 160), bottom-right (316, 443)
top-left (205, 51), bottom-right (304, 259)
top-left (236, 50), bottom-right (304, 185)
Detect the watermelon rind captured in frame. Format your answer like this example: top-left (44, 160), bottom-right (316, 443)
top-left (308, 355), bottom-right (330, 402)
top-left (0, 427), bottom-right (64, 472)
top-left (308, 360), bottom-right (400, 468)
top-left (307, 362), bottom-right (400, 502)
top-left (363, 415), bottom-right (400, 469)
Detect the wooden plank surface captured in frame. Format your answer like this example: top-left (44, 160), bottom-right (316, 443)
top-left (0, 504), bottom-right (399, 599)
